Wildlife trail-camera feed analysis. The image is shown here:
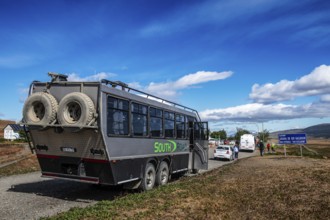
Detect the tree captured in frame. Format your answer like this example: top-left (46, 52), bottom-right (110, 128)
top-left (234, 128), bottom-right (251, 142)
top-left (18, 130), bottom-right (28, 142)
top-left (210, 129), bottom-right (227, 140)
top-left (257, 129), bottom-right (270, 142)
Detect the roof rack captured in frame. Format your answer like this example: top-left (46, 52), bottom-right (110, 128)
top-left (101, 79), bottom-right (201, 121)
top-left (48, 72), bottom-right (68, 82)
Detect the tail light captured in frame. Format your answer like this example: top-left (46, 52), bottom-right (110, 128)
top-left (214, 150), bottom-right (216, 153)
top-left (226, 150), bottom-right (229, 154)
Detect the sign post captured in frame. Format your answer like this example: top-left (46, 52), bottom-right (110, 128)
top-left (278, 134), bottom-right (307, 157)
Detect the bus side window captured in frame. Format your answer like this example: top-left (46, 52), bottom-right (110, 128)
top-left (107, 96), bottom-right (129, 136)
top-left (131, 102), bottom-right (148, 136)
top-left (164, 111), bottom-right (175, 138)
top-left (176, 114), bottom-right (185, 139)
top-left (194, 120), bottom-right (201, 140)
top-left (150, 107), bottom-right (163, 137)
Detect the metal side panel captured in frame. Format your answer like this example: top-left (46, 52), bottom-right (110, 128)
top-left (30, 128), bottom-right (107, 160)
top-left (104, 137), bottom-right (189, 159)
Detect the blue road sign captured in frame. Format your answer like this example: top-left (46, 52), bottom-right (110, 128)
top-left (278, 133), bottom-right (307, 144)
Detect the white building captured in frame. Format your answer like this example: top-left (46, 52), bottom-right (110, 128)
top-left (3, 124), bottom-right (23, 140)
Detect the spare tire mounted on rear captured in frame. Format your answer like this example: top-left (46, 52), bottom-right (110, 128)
top-left (57, 92), bottom-right (96, 126)
top-left (23, 92), bottom-right (58, 125)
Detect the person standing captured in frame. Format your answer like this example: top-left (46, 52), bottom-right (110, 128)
top-left (266, 142), bottom-right (271, 153)
top-left (233, 141), bottom-right (239, 160)
top-left (271, 142), bottom-right (276, 153)
top-left (259, 140), bottom-right (265, 156)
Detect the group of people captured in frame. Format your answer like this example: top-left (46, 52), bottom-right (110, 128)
top-left (232, 140), bottom-right (276, 159)
top-left (258, 141), bottom-right (276, 156)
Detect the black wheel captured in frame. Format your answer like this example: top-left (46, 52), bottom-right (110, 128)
top-left (139, 163), bottom-right (156, 191)
top-left (57, 92), bottom-right (95, 126)
top-left (23, 92), bottom-right (58, 125)
top-left (156, 161), bottom-right (169, 186)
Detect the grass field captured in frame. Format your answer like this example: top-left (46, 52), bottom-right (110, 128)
top-left (0, 144), bottom-right (39, 177)
top-left (267, 138), bottom-right (330, 158)
top-left (0, 141), bottom-right (329, 219)
top-left (44, 156), bottom-right (330, 220)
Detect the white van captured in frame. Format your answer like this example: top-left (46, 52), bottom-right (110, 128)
top-left (240, 134), bottom-right (255, 152)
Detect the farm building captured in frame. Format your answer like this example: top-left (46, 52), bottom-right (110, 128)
top-left (3, 124), bottom-right (23, 140)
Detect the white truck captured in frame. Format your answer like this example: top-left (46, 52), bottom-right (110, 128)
top-left (240, 134), bottom-right (255, 152)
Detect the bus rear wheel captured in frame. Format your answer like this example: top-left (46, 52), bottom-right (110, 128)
top-left (139, 163), bottom-right (156, 191)
top-left (156, 161), bottom-right (169, 186)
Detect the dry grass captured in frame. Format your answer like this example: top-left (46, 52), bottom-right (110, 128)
top-left (0, 144), bottom-right (40, 176)
top-left (1, 140), bottom-right (329, 219)
top-left (47, 156), bottom-right (330, 220)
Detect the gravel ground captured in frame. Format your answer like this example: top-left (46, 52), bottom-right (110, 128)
top-left (0, 172), bottom-right (123, 220)
top-left (0, 148), bottom-right (257, 220)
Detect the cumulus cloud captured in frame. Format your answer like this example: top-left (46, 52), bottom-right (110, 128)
top-left (320, 94), bottom-right (330, 103)
top-left (143, 71), bottom-right (233, 99)
top-left (250, 65), bottom-right (330, 103)
top-left (67, 72), bottom-right (117, 82)
top-left (200, 101), bottom-right (329, 123)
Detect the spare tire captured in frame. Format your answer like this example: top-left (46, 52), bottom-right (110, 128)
top-left (57, 92), bottom-right (96, 126)
top-left (23, 92), bottom-right (58, 125)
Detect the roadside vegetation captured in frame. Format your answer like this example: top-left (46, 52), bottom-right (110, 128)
top-left (0, 144), bottom-right (40, 177)
top-left (1, 140), bottom-right (329, 219)
top-left (44, 155), bottom-right (330, 220)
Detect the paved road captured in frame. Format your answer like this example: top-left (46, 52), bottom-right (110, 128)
top-left (0, 148), bottom-right (257, 219)
top-left (207, 146), bottom-right (258, 171)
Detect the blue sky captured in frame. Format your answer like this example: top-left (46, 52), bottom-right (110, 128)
top-left (1, 0), bottom-right (330, 134)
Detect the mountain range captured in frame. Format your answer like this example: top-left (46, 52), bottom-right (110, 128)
top-left (270, 123), bottom-right (330, 139)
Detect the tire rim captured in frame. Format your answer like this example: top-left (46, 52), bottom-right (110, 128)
top-left (160, 168), bottom-right (168, 184)
top-left (64, 101), bottom-right (81, 123)
top-left (146, 169), bottom-right (155, 188)
top-left (31, 101), bottom-right (45, 122)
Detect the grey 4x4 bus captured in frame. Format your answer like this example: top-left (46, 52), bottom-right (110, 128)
top-left (22, 73), bottom-right (209, 191)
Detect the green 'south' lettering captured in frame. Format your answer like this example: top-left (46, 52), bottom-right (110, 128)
top-left (154, 140), bottom-right (177, 153)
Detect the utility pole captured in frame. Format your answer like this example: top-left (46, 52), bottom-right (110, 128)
top-left (262, 122), bottom-right (264, 142)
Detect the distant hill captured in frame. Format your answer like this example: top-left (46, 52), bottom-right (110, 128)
top-left (0, 120), bottom-right (16, 137)
top-left (270, 123), bottom-right (330, 139)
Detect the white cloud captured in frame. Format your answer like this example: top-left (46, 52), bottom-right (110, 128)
top-left (67, 72), bottom-right (117, 82)
top-left (200, 101), bottom-right (329, 123)
top-left (144, 71), bottom-right (233, 99)
top-left (320, 94), bottom-right (330, 103)
top-left (250, 65), bottom-right (330, 103)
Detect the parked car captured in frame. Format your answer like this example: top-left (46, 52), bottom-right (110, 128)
top-left (214, 145), bottom-right (234, 161)
top-left (209, 138), bottom-right (220, 146)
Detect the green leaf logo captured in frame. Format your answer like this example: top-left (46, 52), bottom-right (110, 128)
top-left (168, 140), bottom-right (177, 152)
